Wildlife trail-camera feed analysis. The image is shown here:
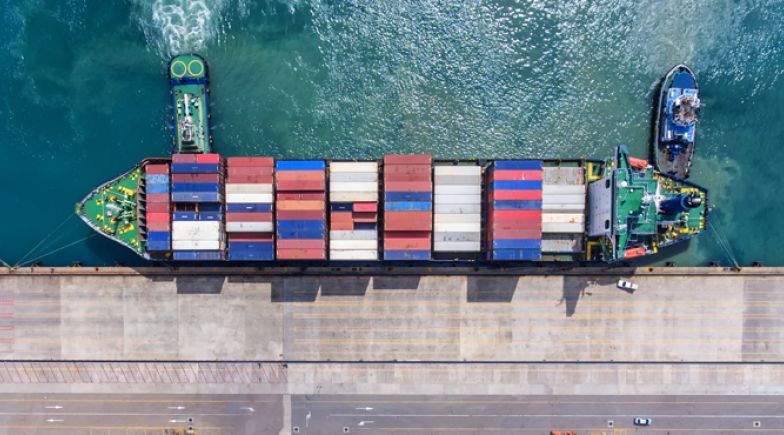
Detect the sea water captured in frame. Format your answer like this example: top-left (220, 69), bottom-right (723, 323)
top-left (1, 0), bottom-right (782, 266)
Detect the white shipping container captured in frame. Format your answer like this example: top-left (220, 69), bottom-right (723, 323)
top-left (329, 182), bottom-right (378, 192)
top-left (329, 192), bottom-right (378, 202)
top-left (434, 213), bottom-right (481, 223)
top-left (330, 239), bottom-right (378, 250)
top-left (434, 241), bottom-right (481, 252)
top-left (433, 166), bottom-right (481, 176)
top-left (329, 250), bottom-right (379, 260)
top-left (172, 221), bottom-right (222, 241)
top-left (434, 231), bottom-right (481, 242)
top-left (542, 203), bottom-right (586, 212)
top-left (329, 172), bottom-right (378, 182)
top-left (541, 194), bottom-right (585, 205)
top-left (543, 213), bottom-right (584, 224)
top-left (172, 240), bottom-right (223, 250)
top-left (330, 161), bottom-right (379, 173)
top-left (541, 236), bottom-right (583, 253)
top-left (226, 193), bottom-right (274, 204)
top-left (542, 185), bottom-right (585, 195)
top-left (225, 221), bottom-right (274, 232)
top-left (434, 174), bottom-right (483, 185)
top-left (434, 222), bottom-right (481, 232)
top-left (434, 204), bottom-right (482, 214)
top-left (434, 185), bottom-right (481, 195)
top-left (434, 194), bottom-right (481, 204)
top-left (226, 183), bottom-right (273, 194)
top-left (542, 222), bottom-right (585, 233)
top-left (330, 230), bottom-right (378, 240)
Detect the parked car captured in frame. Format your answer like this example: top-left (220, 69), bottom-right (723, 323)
top-left (634, 417), bottom-right (652, 426)
top-left (617, 279), bottom-right (639, 291)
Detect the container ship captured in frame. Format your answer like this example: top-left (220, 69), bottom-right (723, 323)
top-left (75, 54), bottom-right (708, 264)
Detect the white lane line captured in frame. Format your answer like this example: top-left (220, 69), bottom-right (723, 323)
top-left (330, 413), bottom-right (784, 418)
top-left (0, 412), bottom-right (248, 417)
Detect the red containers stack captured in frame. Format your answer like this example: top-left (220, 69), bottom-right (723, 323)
top-left (275, 160), bottom-right (327, 260)
top-left (225, 157), bottom-right (275, 261)
top-left (383, 154), bottom-right (433, 260)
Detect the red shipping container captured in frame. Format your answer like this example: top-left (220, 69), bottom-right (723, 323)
top-left (383, 181), bottom-right (432, 192)
top-left (490, 190), bottom-right (543, 201)
top-left (275, 180), bottom-right (325, 192)
top-left (277, 210), bottom-right (325, 220)
top-left (276, 192), bottom-right (325, 201)
top-left (276, 249), bottom-right (326, 260)
top-left (147, 221), bottom-right (171, 232)
top-left (196, 153), bottom-right (221, 164)
top-left (172, 154), bottom-right (197, 163)
top-left (172, 173), bottom-right (222, 183)
top-left (384, 211), bottom-right (432, 231)
top-left (276, 200), bottom-right (325, 211)
top-left (384, 231), bottom-right (431, 239)
top-left (352, 212), bottom-right (377, 223)
top-left (383, 165), bottom-right (432, 175)
top-left (492, 220), bottom-right (542, 231)
top-left (353, 202), bottom-right (378, 212)
top-left (491, 210), bottom-right (543, 221)
top-left (490, 229), bottom-right (542, 240)
top-left (226, 175), bottom-right (274, 184)
top-left (383, 172), bottom-right (432, 182)
top-left (384, 237), bottom-right (431, 250)
top-left (147, 212), bottom-right (170, 223)
top-left (275, 171), bottom-right (325, 181)
top-left (144, 164), bottom-right (169, 174)
top-left (146, 193), bottom-right (170, 203)
top-left (330, 212), bottom-right (354, 223)
top-left (229, 232), bottom-right (274, 242)
top-left (146, 202), bottom-right (170, 213)
top-left (228, 166), bottom-right (274, 176)
top-left (330, 220), bottom-right (354, 230)
top-left (227, 157), bottom-right (274, 167)
top-left (492, 170), bottom-right (543, 181)
top-left (384, 154), bottom-right (432, 165)
top-left (226, 212), bottom-right (272, 222)
top-left (277, 239), bottom-right (326, 249)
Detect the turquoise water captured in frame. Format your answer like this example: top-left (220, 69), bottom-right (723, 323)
top-left (1, 0), bottom-right (782, 266)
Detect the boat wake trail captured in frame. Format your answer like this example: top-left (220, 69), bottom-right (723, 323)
top-left (132, 0), bottom-right (238, 59)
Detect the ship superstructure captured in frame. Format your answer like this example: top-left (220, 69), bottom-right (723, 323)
top-left (653, 64), bottom-right (700, 179)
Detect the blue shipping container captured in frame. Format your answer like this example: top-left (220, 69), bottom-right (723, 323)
top-left (146, 183), bottom-right (170, 194)
top-left (171, 163), bottom-right (221, 174)
top-left (384, 201), bottom-right (432, 211)
top-left (228, 242), bottom-right (274, 250)
top-left (493, 160), bottom-right (543, 170)
top-left (384, 250), bottom-right (431, 260)
top-left (276, 229), bottom-right (324, 240)
top-left (277, 220), bottom-right (325, 231)
top-left (491, 200), bottom-right (543, 210)
top-left (145, 174), bottom-right (170, 184)
top-left (146, 241), bottom-right (170, 251)
top-left (354, 222), bottom-right (378, 231)
top-left (490, 180), bottom-right (542, 191)
top-left (228, 250), bottom-right (274, 261)
top-left (171, 182), bottom-right (221, 193)
top-left (330, 203), bottom-right (353, 211)
top-left (199, 211), bottom-right (223, 221)
top-left (275, 160), bottom-right (325, 171)
top-left (147, 232), bottom-right (171, 242)
top-left (200, 203), bottom-right (223, 212)
top-left (491, 249), bottom-right (541, 261)
top-left (492, 239), bottom-right (542, 250)
top-left (171, 192), bottom-right (222, 203)
top-left (173, 212), bottom-right (198, 221)
top-left (385, 192), bottom-right (432, 202)
top-left (226, 203), bottom-right (272, 212)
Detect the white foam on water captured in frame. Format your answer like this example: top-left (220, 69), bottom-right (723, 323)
top-left (131, 0), bottom-right (243, 59)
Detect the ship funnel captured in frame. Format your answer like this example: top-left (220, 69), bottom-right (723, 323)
top-left (659, 194), bottom-right (701, 214)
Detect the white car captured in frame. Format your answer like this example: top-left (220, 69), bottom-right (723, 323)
top-left (617, 279), bottom-right (639, 291)
top-left (634, 417), bottom-right (652, 426)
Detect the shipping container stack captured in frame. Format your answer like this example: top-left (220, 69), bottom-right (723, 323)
top-left (486, 160), bottom-right (543, 261)
top-left (143, 163), bottom-right (172, 252)
top-left (275, 160), bottom-right (327, 260)
top-left (225, 157), bottom-right (275, 261)
top-left (433, 164), bottom-right (482, 253)
top-left (170, 153), bottom-right (225, 261)
top-left (328, 161), bottom-right (379, 260)
top-left (383, 154), bottom-right (433, 260)
top-left (541, 166), bottom-right (587, 253)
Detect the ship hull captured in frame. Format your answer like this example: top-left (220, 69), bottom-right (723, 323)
top-left (652, 64), bottom-right (699, 180)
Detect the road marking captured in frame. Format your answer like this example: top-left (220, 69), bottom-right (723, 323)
top-left (331, 413), bottom-right (784, 419)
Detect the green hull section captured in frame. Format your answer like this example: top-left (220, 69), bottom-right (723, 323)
top-left (169, 54), bottom-right (211, 154)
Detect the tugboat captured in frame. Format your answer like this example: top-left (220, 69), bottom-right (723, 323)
top-left (652, 64), bottom-right (700, 179)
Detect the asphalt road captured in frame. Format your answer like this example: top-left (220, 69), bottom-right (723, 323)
top-left (0, 393), bottom-right (283, 435)
top-left (291, 394), bottom-right (784, 435)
